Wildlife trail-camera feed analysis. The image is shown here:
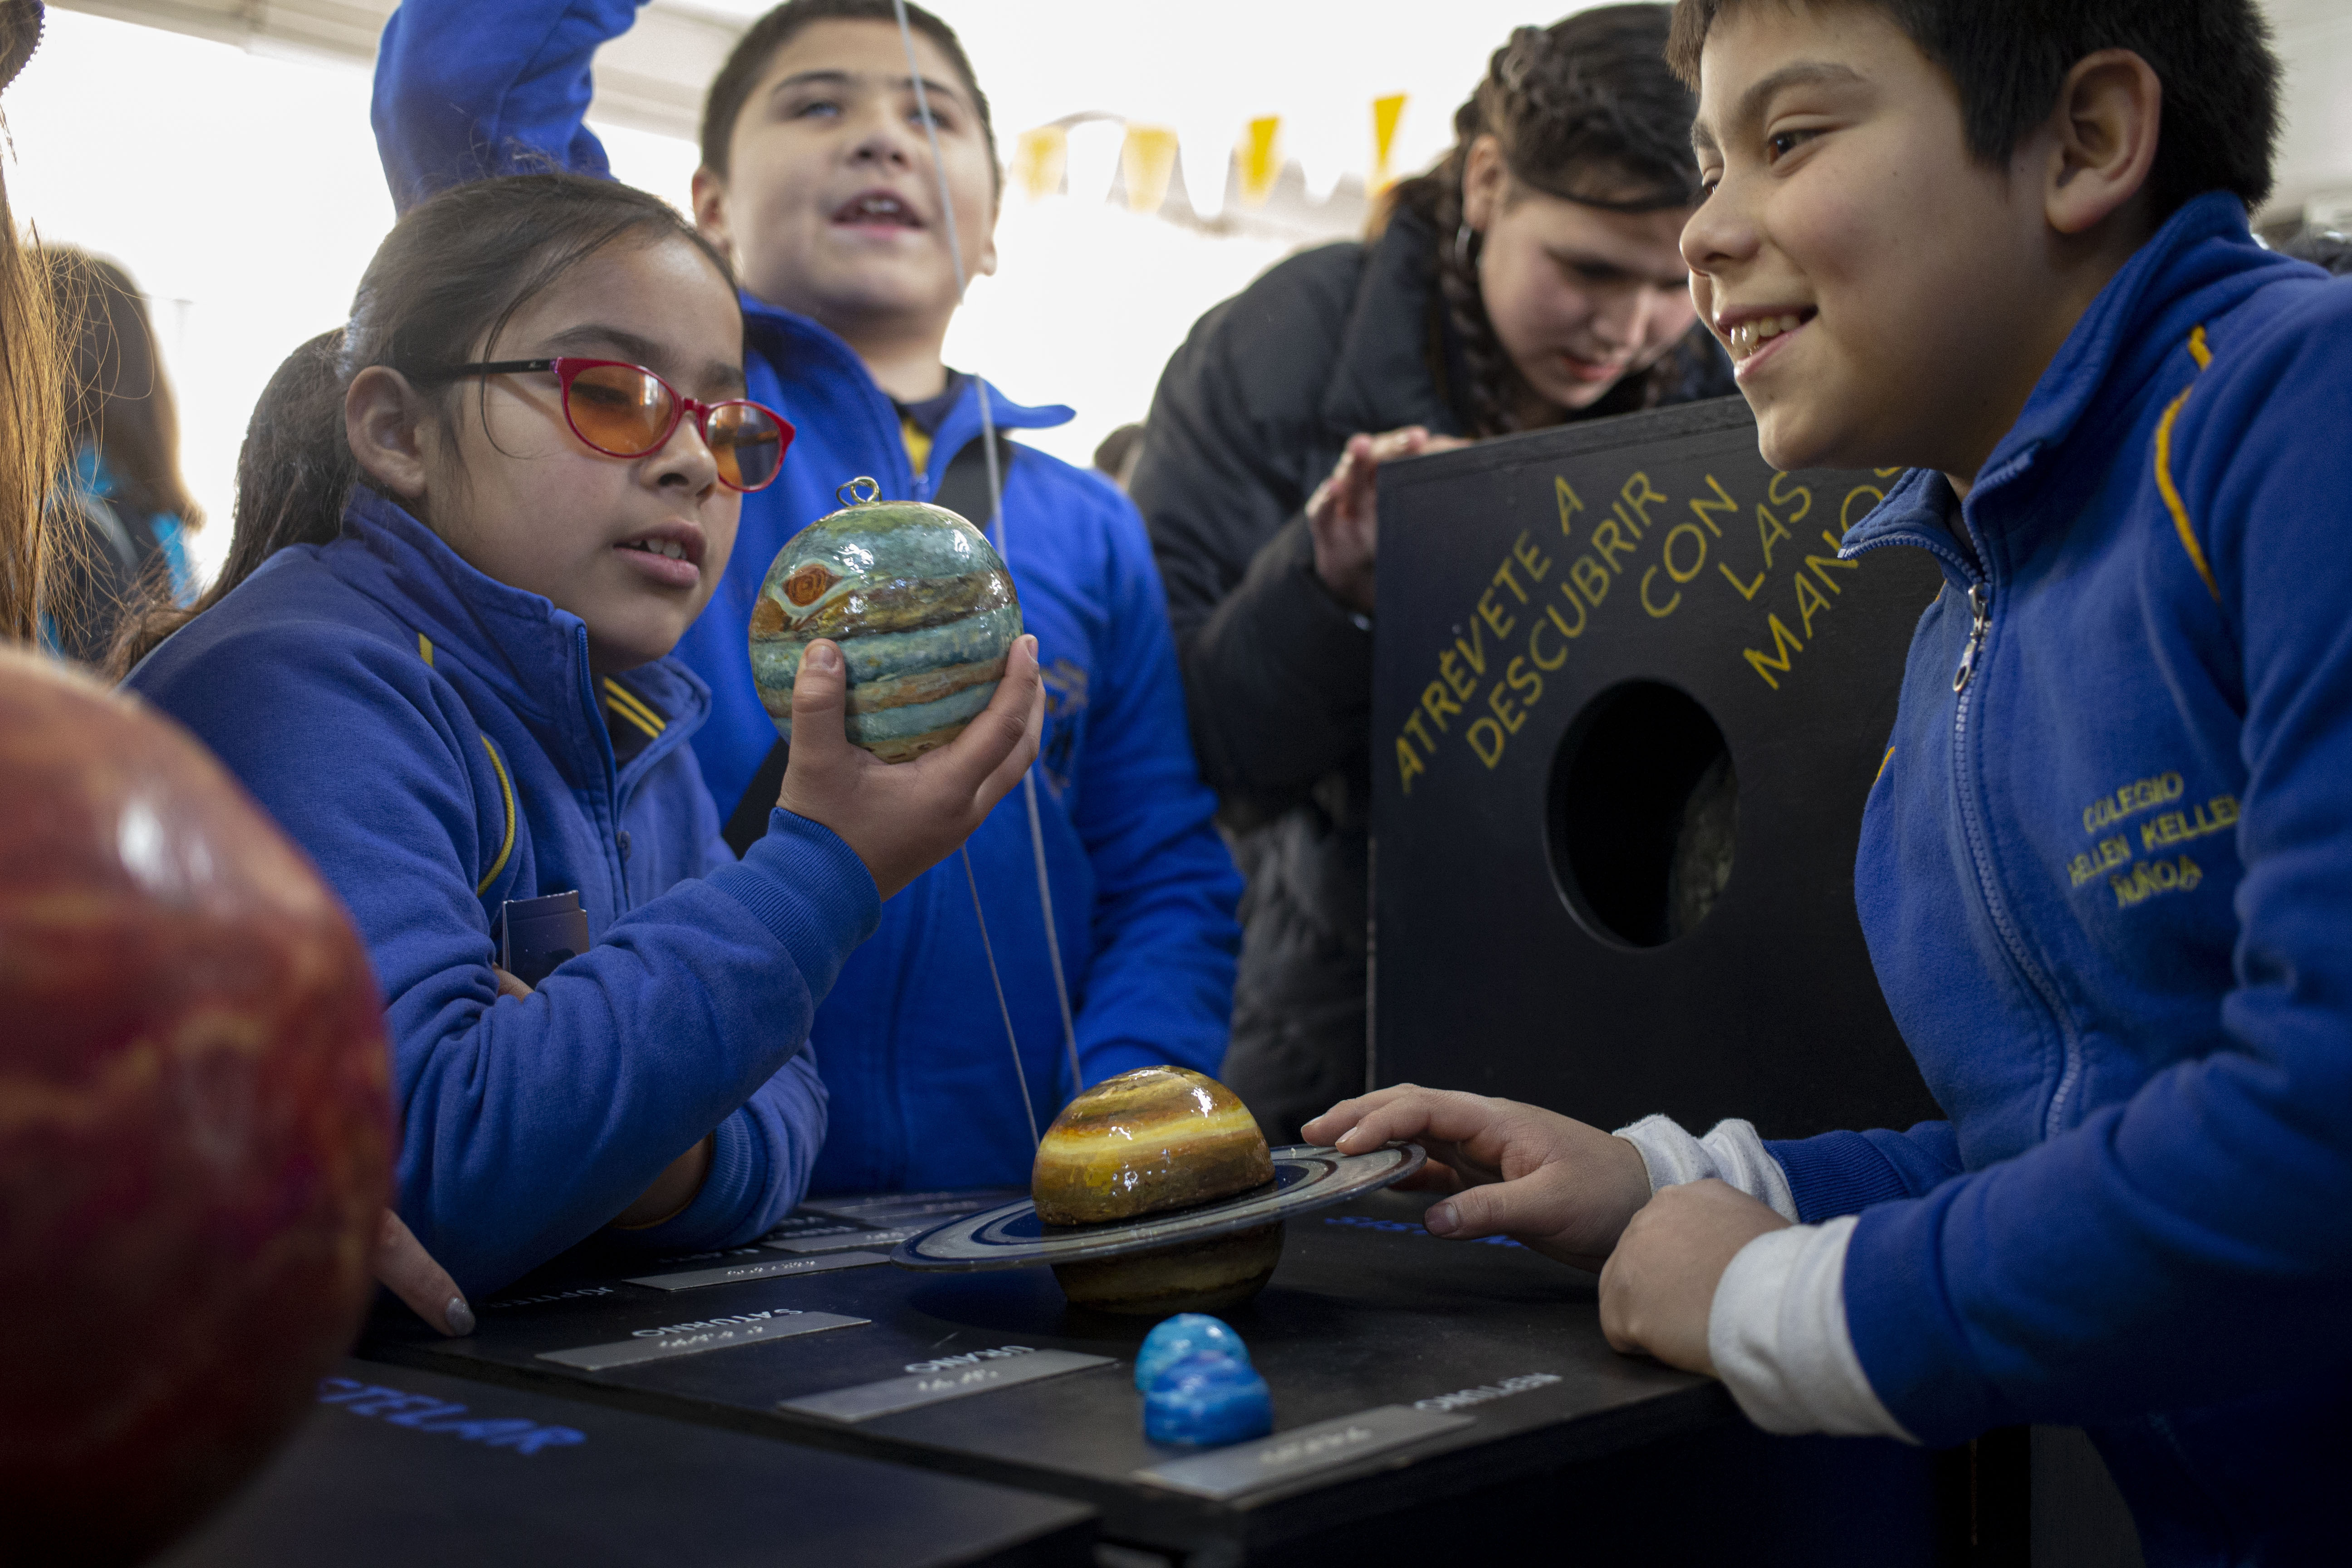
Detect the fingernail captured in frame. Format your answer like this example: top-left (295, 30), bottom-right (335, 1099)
top-left (1426, 1202), bottom-right (1458, 1235)
top-left (445, 1296), bottom-right (475, 1336)
top-left (807, 643), bottom-right (839, 671)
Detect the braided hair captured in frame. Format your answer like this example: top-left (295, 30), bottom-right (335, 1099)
top-left (1389, 6), bottom-right (1708, 438)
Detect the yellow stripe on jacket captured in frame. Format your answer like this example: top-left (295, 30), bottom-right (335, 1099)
top-left (2154, 325), bottom-right (2220, 602)
top-left (409, 627), bottom-right (517, 892)
top-left (475, 735), bottom-right (516, 894)
top-left (602, 677), bottom-right (666, 739)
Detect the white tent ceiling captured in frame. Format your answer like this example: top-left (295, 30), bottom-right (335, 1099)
top-left (53, 0), bottom-right (2352, 225)
top-left (17, 0), bottom-right (2349, 585)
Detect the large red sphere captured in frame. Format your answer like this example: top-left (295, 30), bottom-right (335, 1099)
top-left (0, 650), bottom-right (392, 1565)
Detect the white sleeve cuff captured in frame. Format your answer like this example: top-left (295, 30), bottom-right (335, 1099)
top-left (1707, 1217), bottom-right (1914, 1441)
top-left (1612, 1113), bottom-right (1798, 1222)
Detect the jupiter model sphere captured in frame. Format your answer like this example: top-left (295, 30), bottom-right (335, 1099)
top-left (750, 478), bottom-right (1022, 762)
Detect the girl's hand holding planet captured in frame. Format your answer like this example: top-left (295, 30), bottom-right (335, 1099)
top-left (777, 631), bottom-right (1043, 901)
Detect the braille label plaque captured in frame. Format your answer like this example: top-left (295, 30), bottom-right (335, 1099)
top-left (765, 1226), bottom-right (925, 1256)
top-left (778, 1348), bottom-right (1115, 1423)
top-left (1134, 1405), bottom-right (1474, 1500)
top-left (622, 1250), bottom-right (891, 1293)
top-left (537, 1309), bottom-right (868, 1372)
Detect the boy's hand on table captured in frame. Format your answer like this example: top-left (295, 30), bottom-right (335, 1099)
top-left (1303, 1084), bottom-right (1652, 1272)
top-left (779, 634), bottom-right (1044, 900)
top-left (1598, 1179), bottom-right (1790, 1376)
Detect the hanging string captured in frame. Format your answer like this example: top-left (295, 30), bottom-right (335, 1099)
top-left (1023, 777), bottom-right (1082, 1096)
top-left (963, 846), bottom-right (1041, 1147)
top-left (895, 0), bottom-right (1085, 1102)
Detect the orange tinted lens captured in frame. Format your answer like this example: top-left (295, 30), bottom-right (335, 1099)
top-left (565, 363), bottom-right (672, 456)
top-left (708, 402), bottom-right (786, 490)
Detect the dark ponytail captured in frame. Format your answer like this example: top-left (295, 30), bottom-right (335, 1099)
top-left (110, 173), bottom-right (731, 677)
top-left (1388, 5), bottom-right (1706, 438)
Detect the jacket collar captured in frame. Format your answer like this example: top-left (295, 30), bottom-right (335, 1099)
top-left (333, 489), bottom-right (709, 774)
top-left (1321, 206), bottom-right (1463, 439)
top-left (927, 377), bottom-right (1073, 488)
top-left (1844, 191), bottom-right (2292, 560)
top-left (736, 290), bottom-right (1072, 471)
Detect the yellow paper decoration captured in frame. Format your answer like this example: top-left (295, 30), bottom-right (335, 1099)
top-left (1011, 125), bottom-right (1068, 202)
top-left (1239, 116), bottom-right (1281, 207)
top-left (1120, 124), bottom-right (1180, 216)
top-left (1371, 93), bottom-right (1407, 191)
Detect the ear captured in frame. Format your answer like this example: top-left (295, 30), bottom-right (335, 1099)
top-left (345, 367), bottom-right (436, 503)
top-left (691, 167), bottom-right (739, 269)
top-left (1461, 134), bottom-right (1508, 235)
top-left (2040, 49), bottom-right (2162, 238)
top-left (976, 186), bottom-right (1001, 281)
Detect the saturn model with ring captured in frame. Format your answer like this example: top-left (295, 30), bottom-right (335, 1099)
top-left (892, 1143), bottom-right (1425, 1272)
top-left (892, 1066), bottom-right (1425, 1314)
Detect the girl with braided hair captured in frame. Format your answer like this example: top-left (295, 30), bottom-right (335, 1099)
top-left (1130, 5), bottom-right (1732, 1141)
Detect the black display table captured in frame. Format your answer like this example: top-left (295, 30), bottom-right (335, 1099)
top-left (358, 1190), bottom-right (1941, 1566)
top-left (155, 1355), bottom-right (1093, 1568)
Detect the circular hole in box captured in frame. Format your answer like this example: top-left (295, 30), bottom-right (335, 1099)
top-left (1545, 680), bottom-right (1737, 949)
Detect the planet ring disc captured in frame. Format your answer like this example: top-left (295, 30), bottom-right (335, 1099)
top-left (890, 1144), bottom-right (1426, 1271)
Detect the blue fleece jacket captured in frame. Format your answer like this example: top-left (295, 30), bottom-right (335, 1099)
top-left (371, 0), bottom-right (1241, 1192)
top-left (126, 492), bottom-right (875, 1295)
top-left (1761, 195), bottom-right (2352, 1563)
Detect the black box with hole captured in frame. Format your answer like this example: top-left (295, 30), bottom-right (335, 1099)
top-left (1372, 397), bottom-right (1945, 1138)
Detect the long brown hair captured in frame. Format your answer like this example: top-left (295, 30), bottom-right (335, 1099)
top-left (0, 179), bottom-right (61, 644)
top-left (47, 249), bottom-right (201, 532)
top-left (0, 0), bottom-right (58, 640)
top-left (111, 172), bottom-right (734, 676)
top-left (1384, 5), bottom-right (1710, 439)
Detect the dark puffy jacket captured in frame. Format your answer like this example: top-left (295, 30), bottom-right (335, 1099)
top-left (1130, 207), bottom-right (1731, 1138)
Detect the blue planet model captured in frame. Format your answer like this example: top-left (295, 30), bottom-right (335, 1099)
top-left (1142, 1353), bottom-right (1274, 1448)
top-left (1134, 1313), bottom-right (1252, 1392)
top-left (749, 478), bottom-right (1021, 763)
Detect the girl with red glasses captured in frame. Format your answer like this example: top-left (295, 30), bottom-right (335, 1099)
top-left (118, 172), bottom-right (1043, 1297)
top-left (376, 0), bottom-right (1246, 1200)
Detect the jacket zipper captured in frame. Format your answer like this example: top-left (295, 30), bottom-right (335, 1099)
top-left (1946, 539), bottom-right (2087, 1138)
top-left (1850, 521), bottom-right (2085, 1138)
top-left (1951, 584), bottom-right (1991, 692)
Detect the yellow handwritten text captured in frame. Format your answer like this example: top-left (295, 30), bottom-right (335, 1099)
top-left (2082, 772), bottom-right (2185, 835)
top-left (2109, 853), bottom-right (2204, 908)
top-left (2068, 836), bottom-right (2132, 887)
top-left (2140, 795), bottom-right (2238, 853)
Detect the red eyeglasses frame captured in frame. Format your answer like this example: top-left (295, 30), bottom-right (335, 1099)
top-left (423, 356), bottom-right (795, 492)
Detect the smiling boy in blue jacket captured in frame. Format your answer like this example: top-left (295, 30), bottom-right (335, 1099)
top-left (372, 0), bottom-right (1241, 1191)
top-left (1308, 0), bottom-right (2352, 1559)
